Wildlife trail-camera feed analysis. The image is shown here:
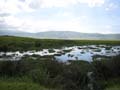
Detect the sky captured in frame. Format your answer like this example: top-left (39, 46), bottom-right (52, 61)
top-left (0, 0), bottom-right (120, 34)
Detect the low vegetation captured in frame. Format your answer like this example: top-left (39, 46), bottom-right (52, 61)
top-left (0, 36), bottom-right (120, 90)
top-left (0, 36), bottom-right (120, 52)
top-left (0, 54), bottom-right (120, 90)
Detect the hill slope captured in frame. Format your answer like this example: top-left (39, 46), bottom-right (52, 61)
top-left (0, 30), bottom-right (120, 40)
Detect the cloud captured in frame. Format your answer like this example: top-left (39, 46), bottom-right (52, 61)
top-left (0, 0), bottom-right (106, 14)
top-left (78, 0), bottom-right (105, 7)
top-left (0, 0), bottom-right (34, 15)
top-left (28, 0), bottom-right (105, 8)
top-left (105, 3), bottom-right (118, 11)
top-left (19, 0), bottom-right (26, 2)
top-left (3, 15), bottom-right (85, 33)
top-left (0, 0), bottom-right (106, 17)
top-left (0, 13), bottom-right (10, 17)
top-left (1, 0), bottom-right (118, 34)
top-left (2, 12), bottom-right (118, 34)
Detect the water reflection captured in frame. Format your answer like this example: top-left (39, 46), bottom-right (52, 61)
top-left (0, 45), bottom-right (120, 62)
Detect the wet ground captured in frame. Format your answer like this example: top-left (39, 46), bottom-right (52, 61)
top-left (0, 45), bottom-right (120, 62)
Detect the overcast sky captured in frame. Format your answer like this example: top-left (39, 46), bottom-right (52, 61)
top-left (0, 0), bottom-right (120, 33)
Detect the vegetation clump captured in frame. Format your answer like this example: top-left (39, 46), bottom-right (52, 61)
top-left (0, 36), bottom-right (120, 90)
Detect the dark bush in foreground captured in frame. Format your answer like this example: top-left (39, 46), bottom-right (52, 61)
top-left (0, 55), bottom-right (120, 90)
top-left (92, 55), bottom-right (120, 80)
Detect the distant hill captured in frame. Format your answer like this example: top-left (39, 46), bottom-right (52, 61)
top-left (0, 29), bottom-right (33, 37)
top-left (0, 30), bottom-right (120, 40)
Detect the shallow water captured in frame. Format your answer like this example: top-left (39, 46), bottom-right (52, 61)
top-left (0, 45), bottom-right (120, 62)
top-left (55, 45), bottom-right (120, 62)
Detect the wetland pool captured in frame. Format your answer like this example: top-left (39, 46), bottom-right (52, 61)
top-left (0, 45), bottom-right (120, 62)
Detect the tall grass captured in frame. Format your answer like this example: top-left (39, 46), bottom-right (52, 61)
top-left (0, 36), bottom-right (120, 51)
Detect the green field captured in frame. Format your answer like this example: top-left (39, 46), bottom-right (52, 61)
top-left (0, 36), bottom-right (120, 51)
top-left (0, 36), bottom-right (120, 90)
top-left (105, 78), bottom-right (120, 90)
top-left (0, 81), bottom-right (49, 90)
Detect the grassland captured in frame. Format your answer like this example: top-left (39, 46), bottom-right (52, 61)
top-left (0, 35), bottom-right (120, 90)
top-left (0, 81), bottom-right (49, 90)
top-left (105, 78), bottom-right (120, 90)
top-left (0, 35), bottom-right (120, 51)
